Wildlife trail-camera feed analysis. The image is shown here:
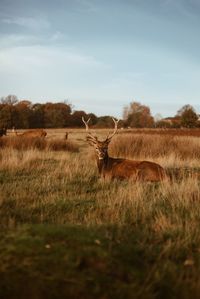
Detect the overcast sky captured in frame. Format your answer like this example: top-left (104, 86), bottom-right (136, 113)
top-left (0, 0), bottom-right (200, 117)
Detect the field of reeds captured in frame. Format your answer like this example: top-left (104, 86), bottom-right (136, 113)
top-left (0, 128), bottom-right (200, 299)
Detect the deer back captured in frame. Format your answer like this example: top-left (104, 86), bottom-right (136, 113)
top-left (17, 129), bottom-right (47, 137)
top-left (104, 158), bottom-right (166, 181)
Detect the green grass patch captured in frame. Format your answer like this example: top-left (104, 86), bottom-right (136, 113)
top-left (0, 225), bottom-right (200, 299)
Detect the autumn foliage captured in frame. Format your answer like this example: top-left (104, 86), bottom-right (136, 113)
top-left (0, 95), bottom-right (199, 129)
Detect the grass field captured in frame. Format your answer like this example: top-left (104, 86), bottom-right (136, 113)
top-left (0, 128), bottom-right (200, 299)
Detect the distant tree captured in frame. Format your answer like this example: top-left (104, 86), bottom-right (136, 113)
top-left (0, 104), bottom-right (17, 128)
top-left (69, 110), bottom-right (88, 127)
top-left (177, 105), bottom-right (198, 128)
top-left (181, 109), bottom-right (198, 128)
top-left (0, 95), bottom-right (18, 128)
top-left (123, 105), bottom-right (129, 121)
top-left (0, 94), bottom-right (18, 105)
top-left (87, 113), bottom-right (98, 126)
top-left (154, 113), bottom-right (162, 123)
top-left (155, 120), bottom-right (172, 128)
top-left (30, 103), bottom-right (45, 128)
top-left (177, 104), bottom-right (194, 116)
top-left (0, 104), bottom-right (13, 128)
top-left (123, 101), bottom-right (154, 128)
top-left (95, 116), bottom-right (118, 128)
top-left (44, 102), bottom-right (72, 128)
top-left (15, 100), bottom-right (32, 128)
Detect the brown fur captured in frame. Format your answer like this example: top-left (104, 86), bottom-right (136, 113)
top-left (95, 142), bottom-right (167, 181)
top-left (15, 129), bottom-right (47, 138)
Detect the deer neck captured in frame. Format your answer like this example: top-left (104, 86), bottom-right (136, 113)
top-left (96, 153), bottom-right (109, 175)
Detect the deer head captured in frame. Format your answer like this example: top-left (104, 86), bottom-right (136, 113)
top-left (82, 117), bottom-right (119, 160)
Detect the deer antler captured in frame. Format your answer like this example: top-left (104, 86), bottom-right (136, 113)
top-left (82, 117), bottom-right (90, 132)
top-left (106, 118), bottom-right (120, 141)
top-left (82, 117), bottom-right (97, 143)
top-left (82, 116), bottom-right (119, 143)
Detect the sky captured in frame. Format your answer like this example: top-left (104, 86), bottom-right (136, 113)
top-left (0, 0), bottom-right (200, 118)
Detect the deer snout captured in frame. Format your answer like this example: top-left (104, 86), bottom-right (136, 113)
top-left (98, 152), bottom-right (105, 160)
top-left (95, 148), bottom-right (106, 160)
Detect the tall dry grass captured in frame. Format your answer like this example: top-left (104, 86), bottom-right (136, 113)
top-left (109, 134), bottom-right (200, 169)
top-left (1, 131), bottom-right (200, 298)
top-left (110, 134), bottom-right (200, 159)
top-left (119, 128), bottom-right (200, 137)
top-left (0, 136), bottom-right (79, 152)
top-left (0, 132), bottom-right (200, 228)
top-left (0, 147), bottom-right (199, 225)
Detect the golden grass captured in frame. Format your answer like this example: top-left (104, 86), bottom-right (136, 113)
top-left (0, 136), bottom-right (79, 152)
top-left (111, 134), bottom-right (200, 159)
top-left (1, 129), bottom-right (200, 298)
top-left (0, 131), bottom-right (200, 227)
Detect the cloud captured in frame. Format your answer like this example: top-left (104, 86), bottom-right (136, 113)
top-left (161, 0), bottom-right (200, 18)
top-left (0, 31), bottom-right (67, 49)
top-left (1, 16), bottom-right (50, 30)
top-left (0, 43), bottom-right (110, 108)
top-left (0, 33), bottom-right (40, 48)
top-left (50, 31), bottom-right (65, 41)
top-left (75, 0), bottom-right (98, 12)
top-left (0, 44), bottom-right (108, 75)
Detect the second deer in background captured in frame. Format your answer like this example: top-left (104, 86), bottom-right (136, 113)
top-left (13, 128), bottom-right (47, 138)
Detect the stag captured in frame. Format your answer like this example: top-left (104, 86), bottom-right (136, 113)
top-left (14, 129), bottom-right (47, 138)
top-left (82, 117), bottom-right (167, 181)
top-left (0, 128), bottom-right (7, 137)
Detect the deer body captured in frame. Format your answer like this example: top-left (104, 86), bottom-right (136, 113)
top-left (15, 129), bottom-right (47, 138)
top-left (97, 155), bottom-right (166, 181)
top-left (82, 117), bottom-right (167, 182)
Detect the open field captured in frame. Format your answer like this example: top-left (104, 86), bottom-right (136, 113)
top-left (0, 129), bottom-right (200, 299)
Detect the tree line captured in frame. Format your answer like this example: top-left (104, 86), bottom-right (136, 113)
top-left (0, 95), bottom-right (199, 129)
top-left (123, 102), bottom-right (200, 128)
top-left (0, 95), bottom-right (98, 129)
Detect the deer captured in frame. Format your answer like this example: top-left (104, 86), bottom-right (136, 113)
top-left (82, 117), bottom-right (167, 181)
top-left (14, 129), bottom-right (47, 138)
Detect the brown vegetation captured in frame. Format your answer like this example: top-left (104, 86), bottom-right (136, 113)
top-left (0, 136), bottom-right (79, 152)
top-left (119, 128), bottom-right (200, 137)
top-left (111, 134), bottom-right (200, 160)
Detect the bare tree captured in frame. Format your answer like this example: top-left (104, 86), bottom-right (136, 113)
top-left (123, 101), bottom-right (154, 128)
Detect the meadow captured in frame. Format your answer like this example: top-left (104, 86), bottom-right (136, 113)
top-left (0, 128), bottom-right (200, 299)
